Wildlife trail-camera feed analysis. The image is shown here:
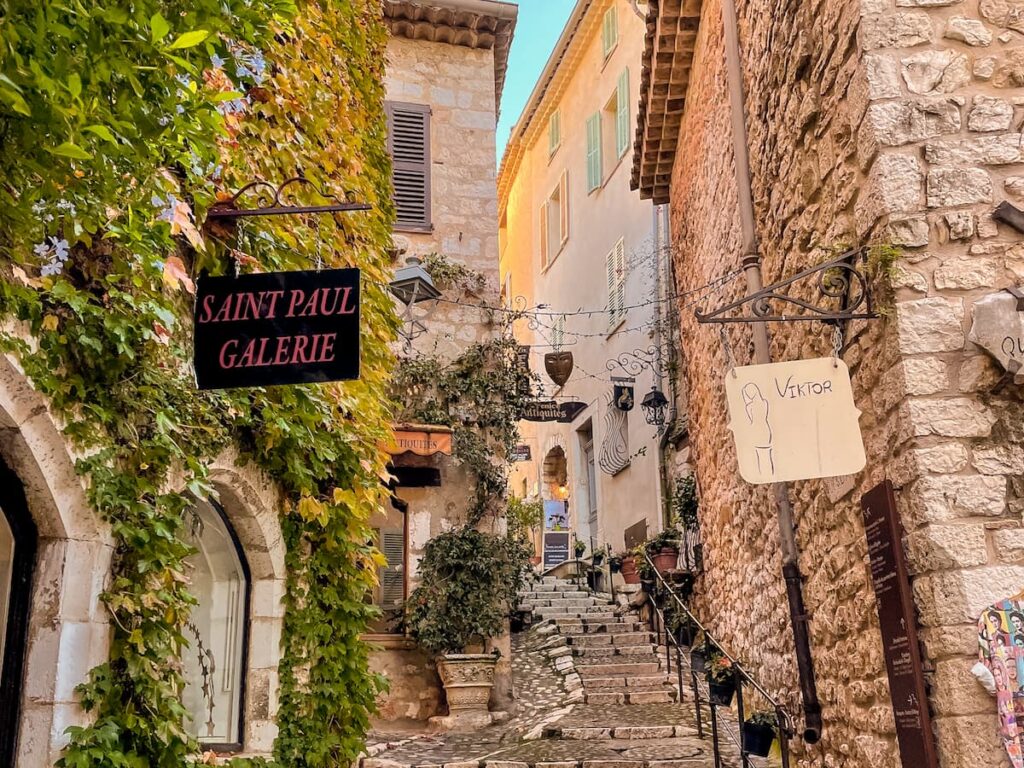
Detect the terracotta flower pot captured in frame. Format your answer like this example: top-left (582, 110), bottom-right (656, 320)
top-left (436, 653), bottom-right (497, 717)
top-left (620, 555), bottom-right (640, 584)
top-left (742, 721), bottom-right (776, 757)
top-left (652, 546), bottom-right (679, 574)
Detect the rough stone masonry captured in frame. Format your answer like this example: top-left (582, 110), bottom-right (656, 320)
top-left (661, 0), bottom-right (1024, 764)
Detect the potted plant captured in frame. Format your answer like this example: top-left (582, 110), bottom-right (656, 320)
top-left (592, 544), bottom-right (607, 567)
top-left (742, 711), bottom-right (777, 757)
top-left (574, 539), bottom-right (586, 560)
top-left (707, 650), bottom-right (737, 706)
top-left (690, 631), bottom-right (706, 673)
top-left (618, 549), bottom-right (640, 584)
top-left (668, 609), bottom-right (698, 646)
top-left (405, 527), bottom-right (531, 727)
top-left (645, 526), bottom-right (682, 574)
top-left (637, 548), bottom-right (657, 593)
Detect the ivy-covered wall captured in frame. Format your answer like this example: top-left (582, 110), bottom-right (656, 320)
top-left (0, 1), bottom-right (397, 766)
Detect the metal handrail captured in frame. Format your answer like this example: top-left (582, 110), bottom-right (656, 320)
top-left (642, 551), bottom-right (795, 766)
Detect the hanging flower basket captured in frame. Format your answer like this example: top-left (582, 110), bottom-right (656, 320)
top-left (708, 680), bottom-right (735, 706)
top-left (620, 555), bottom-right (640, 584)
top-left (609, 555), bottom-right (623, 573)
top-left (690, 649), bottom-right (706, 673)
top-left (742, 719), bottom-right (776, 758)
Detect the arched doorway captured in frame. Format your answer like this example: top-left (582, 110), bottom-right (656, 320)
top-left (183, 497), bottom-right (251, 751)
top-left (0, 457), bottom-right (37, 767)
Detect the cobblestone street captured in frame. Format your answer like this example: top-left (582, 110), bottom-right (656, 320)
top-left (364, 579), bottom-right (745, 768)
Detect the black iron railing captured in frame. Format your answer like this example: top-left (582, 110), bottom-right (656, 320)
top-left (642, 552), bottom-right (794, 768)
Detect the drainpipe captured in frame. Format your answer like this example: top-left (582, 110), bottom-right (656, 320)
top-left (720, 0), bottom-right (823, 743)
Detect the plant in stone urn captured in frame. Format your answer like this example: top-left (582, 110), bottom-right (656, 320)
top-left (645, 523), bottom-right (682, 575)
top-left (405, 526), bottom-right (531, 728)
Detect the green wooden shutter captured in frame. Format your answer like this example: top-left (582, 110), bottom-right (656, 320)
top-left (616, 68), bottom-right (630, 158)
top-left (586, 112), bottom-right (602, 192)
top-left (380, 530), bottom-right (405, 608)
top-left (602, 7), bottom-right (618, 58)
top-left (385, 101), bottom-right (432, 231)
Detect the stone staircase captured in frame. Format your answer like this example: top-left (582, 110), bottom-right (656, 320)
top-left (519, 577), bottom-right (677, 705)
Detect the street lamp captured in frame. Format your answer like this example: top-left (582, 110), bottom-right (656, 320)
top-left (388, 256), bottom-right (441, 349)
top-left (640, 387), bottom-right (669, 426)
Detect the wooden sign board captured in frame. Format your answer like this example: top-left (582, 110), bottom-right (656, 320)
top-left (861, 481), bottom-right (938, 768)
top-left (725, 357), bottom-right (865, 484)
top-left (194, 268), bottom-right (360, 390)
top-left (521, 400), bottom-right (588, 423)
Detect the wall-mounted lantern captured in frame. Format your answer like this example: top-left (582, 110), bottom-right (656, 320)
top-left (641, 387), bottom-right (669, 426)
top-left (389, 256), bottom-right (440, 349)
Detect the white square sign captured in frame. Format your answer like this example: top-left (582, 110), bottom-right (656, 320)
top-left (725, 357), bottom-right (866, 484)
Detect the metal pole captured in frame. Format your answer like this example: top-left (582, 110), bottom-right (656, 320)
top-left (719, 0), bottom-right (822, 743)
top-left (735, 668), bottom-right (749, 768)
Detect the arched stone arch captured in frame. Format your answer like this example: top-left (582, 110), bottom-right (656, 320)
top-left (0, 351), bottom-right (112, 768)
top-left (206, 450), bottom-right (286, 756)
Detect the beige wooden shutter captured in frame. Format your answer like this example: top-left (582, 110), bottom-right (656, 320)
top-left (540, 203), bottom-right (549, 269)
top-left (386, 101), bottom-right (431, 231)
top-left (559, 171), bottom-right (569, 246)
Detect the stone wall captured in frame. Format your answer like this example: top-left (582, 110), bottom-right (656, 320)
top-left (667, 0), bottom-right (1024, 764)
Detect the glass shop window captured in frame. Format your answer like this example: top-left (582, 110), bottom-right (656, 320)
top-left (183, 498), bottom-right (250, 749)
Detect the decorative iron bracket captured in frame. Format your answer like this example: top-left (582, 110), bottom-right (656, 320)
top-left (695, 248), bottom-right (878, 325)
top-left (606, 345), bottom-right (665, 380)
top-left (207, 176), bottom-right (370, 218)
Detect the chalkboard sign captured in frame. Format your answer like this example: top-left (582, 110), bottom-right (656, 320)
top-left (194, 268), bottom-right (360, 390)
top-left (861, 480), bottom-right (938, 768)
top-left (543, 532), bottom-right (570, 570)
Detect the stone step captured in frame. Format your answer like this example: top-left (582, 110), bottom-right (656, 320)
top-left (554, 615), bottom-right (626, 626)
top-left (581, 674), bottom-right (670, 690)
top-left (572, 645), bottom-right (658, 659)
top-left (578, 661), bottom-right (661, 677)
top-left (583, 689), bottom-right (678, 705)
top-left (561, 621), bottom-right (644, 635)
top-left (547, 725), bottom-right (691, 740)
top-left (521, 597), bottom-right (599, 608)
top-left (568, 632), bottom-right (656, 648)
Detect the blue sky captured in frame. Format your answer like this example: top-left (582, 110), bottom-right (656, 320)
top-left (496, 2), bottom-right (576, 160)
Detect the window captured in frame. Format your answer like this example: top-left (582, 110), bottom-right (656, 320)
top-left (385, 101), bottom-right (432, 231)
top-left (0, 459), bottom-right (36, 768)
top-left (586, 113), bottom-right (602, 192)
top-left (548, 110), bottom-right (561, 157)
top-left (540, 171), bottom-right (569, 268)
top-left (184, 499), bottom-right (249, 749)
top-left (606, 238), bottom-right (626, 330)
top-left (601, 6), bottom-right (618, 60)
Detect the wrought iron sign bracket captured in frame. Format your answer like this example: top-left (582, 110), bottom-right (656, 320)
top-left (606, 345), bottom-right (665, 381)
top-left (207, 176), bottom-right (371, 219)
top-left (695, 249), bottom-right (879, 325)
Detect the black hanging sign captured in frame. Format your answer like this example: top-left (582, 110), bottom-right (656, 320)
top-left (613, 383), bottom-right (635, 412)
top-left (194, 268), bottom-right (360, 390)
top-left (521, 400), bottom-right (588, 423)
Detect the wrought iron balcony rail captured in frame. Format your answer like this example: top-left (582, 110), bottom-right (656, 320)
top-left (642, 551), bottom-right (795, 768)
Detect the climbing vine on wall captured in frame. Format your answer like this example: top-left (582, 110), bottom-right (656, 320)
top-left (0, 2), bottom-right (396, 767)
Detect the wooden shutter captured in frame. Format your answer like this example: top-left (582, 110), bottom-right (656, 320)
top-left (602, 7), bottom-right (618, 58)
top-left (539, 203), bottom-right (549, 269)
top-left (380, 530), bottom-right (405, 608)
top-left (607, 238), bottom-right (626, 328)
top-left (386, 101), bottom-right (431, 231)
top-left (586, 113), bottom-right (602, 191)
top-left (559, 171), bottom-right (569, 245)
top-left (549, 110), bottom-right (561, 156)
top-left (616, 68), bottom-right (630, 158)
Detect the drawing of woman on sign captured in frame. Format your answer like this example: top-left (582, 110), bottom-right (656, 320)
top-left (742, 383), bottom-right (775, 475)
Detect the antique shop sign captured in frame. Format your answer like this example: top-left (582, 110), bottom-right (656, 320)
top-left (521, 400), bottom-right (588, 423)
top-left (543, 531), bottom-right (570, 569)
top-left (510, 444), bottom-right (532, 462)
top-left (194, 268), bottom-right (360, 389)
top-left (724, 357), bottom-right (865, 484)
top-left (386, 428), bottom-right (453, 457)
top-left (968, 289), bottom-right (1024, 383)
top-left (861, 481), bottom-right (938, 768)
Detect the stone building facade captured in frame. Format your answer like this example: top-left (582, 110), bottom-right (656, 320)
top-left (634, 0), bottom-right (1024, 765)
top-left (499, 0), bottom-right (673, 566)
top-left (371, 0), bottom-right (518, 724)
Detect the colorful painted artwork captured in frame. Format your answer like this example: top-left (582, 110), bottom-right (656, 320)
top-left (978, 598), bottom-right (1024, 768)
